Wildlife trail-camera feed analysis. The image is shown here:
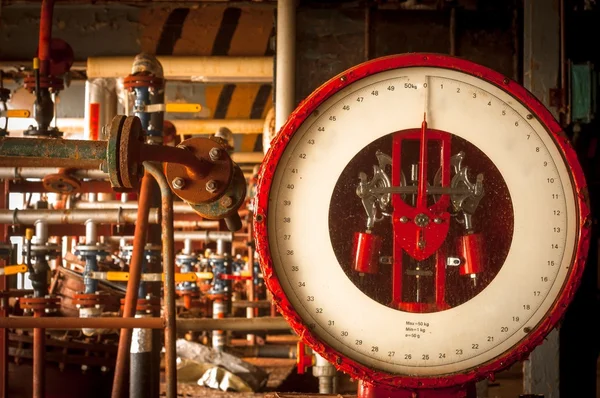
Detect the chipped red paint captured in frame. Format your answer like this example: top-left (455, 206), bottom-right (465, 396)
top-left (253, 53), bottom-right (591, 391)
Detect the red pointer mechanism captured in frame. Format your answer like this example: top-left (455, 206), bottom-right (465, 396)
top-left (391, 124), bottom-right (451, 262)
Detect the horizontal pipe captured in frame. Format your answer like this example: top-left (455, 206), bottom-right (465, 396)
top-left (0, 209), bottom-right (159, 225)
top-left (0, 138), bottom-right (106, 169)
top-left (232, 300), bottom-right (272, 309)
top-left (0, 317), bottom-right (164, 329)
top-left (7, 118), bottom-right (265, 137)
top-left (0, 167), bottom-right (107, 180)
top-left (108, 230), bottom-right (234, 242)
top-left (87, 56), bottom-right (273, 82)
top-left (231, 152), bottom-right (264, 164)
top-left (172, 119), bottom-right (264, 135)
top-left (0, 316), bottom-right (290, 331)
top-left (177, 317), bottom-right (291, 332)
top-left (74, 200), bottom-right (195, 213)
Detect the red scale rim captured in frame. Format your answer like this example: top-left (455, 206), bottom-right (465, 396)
top-left (253, 53), bottom-right (591, 389)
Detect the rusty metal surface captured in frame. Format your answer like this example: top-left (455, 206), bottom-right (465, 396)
top-left (11, 180), bottom-right (113, 193)
top-left (164, 137), bottom-right (233, 204)
top-left (0, 137), bottom-right (106, 168)
top-left (143, 161), bottom-right (177, 398)
top-left (191, 164), bottom-right (247, 221)
top-left (111, 171), bottom-right (153, 398)
top-left (41, 172), bottom-right (82, 193)
top-left (0, 208), bottom-right (159, 225)
top-left (1, 316), bottom-right (164, 329)
top-left (118, 115), bottom-right (143, 190)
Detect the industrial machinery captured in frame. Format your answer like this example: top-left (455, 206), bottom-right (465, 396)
top-left (254, 54), bottom-right (590, 397)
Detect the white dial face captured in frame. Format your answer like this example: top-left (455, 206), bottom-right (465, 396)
top-left (266, 66), bottom-right (577, 376)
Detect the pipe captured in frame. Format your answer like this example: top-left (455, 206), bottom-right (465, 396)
top-left (6, 118), bottom-right (265, 137)
top-left (177, 317), bottom-right (291, 332)
top-left (449, 7), bottom-right (456, 56)
top-left (0, 137), bottom-right (106, 168)
top-left (0, 167), bottom-right (107, 180)
top-left (143, 161), bottom-right (177, 398)
top-left (38, 0), bottom-right (54, 76)
top-left (246, 211), bottom-right (256, 344)
top-left (130, 315), bottom-right (153, 398)
top-left (172, 119), bottom-right (264, 136)
top-left (108, 231), bottom-right (234, 242)
top-left (85, 78), bottom-right (117, 141)
top-left (111, 171), bottom-right (153, 398)
top-left (0, 209), bottom-right (159, 225)
top-left (0, 316), bottom-right (290, 331)
top-left (85, 220), bottom-right (97, 244)
top-left (138, 144), bottom-right (206, 179)
top-left (87, 56), bottom-right (273, 82)
top-left (0, 316), bottom-right (164, 329)
top-left (232, 344), bottom-right (297, 359)
top-left (275, 0), bottom-right (296, 132)
top-left (74, 200), bottom-right (195, 213)
top-left (231, 152), bottom-right (264, 164)
top-left (32, 311), bottom-right (45, 398)
top-left (34, 220), bottom-right (48, 244)
top-left (183, 239), bottom-right (192, 255)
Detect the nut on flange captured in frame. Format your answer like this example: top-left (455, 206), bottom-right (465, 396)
top-left (164, 137), bottom-right (233, 204)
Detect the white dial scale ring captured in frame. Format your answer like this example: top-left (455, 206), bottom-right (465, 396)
top-left (254, 54), bottom-right (590, 388)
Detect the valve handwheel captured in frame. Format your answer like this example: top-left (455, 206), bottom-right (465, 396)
top-left (254, 53), bottom-right (590, 396)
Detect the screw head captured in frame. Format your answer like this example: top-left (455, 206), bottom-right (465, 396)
top-left (205, 180), bottom-right (218, 193)
top-left (219, 196), bottom-right (233, 208)
top-left (172, 177), bottom-right (185, 190)
top-left (433, 217), bottom-right (442, 224)
top-left (399, 216), bottom-right (409, 223)
top-left (209, 147), bottom-right (222, 162)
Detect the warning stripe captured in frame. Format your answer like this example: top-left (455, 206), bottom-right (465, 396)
top-left (151, 6), bottom-right (274, 149)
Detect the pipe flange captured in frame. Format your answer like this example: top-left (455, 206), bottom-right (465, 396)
top-left (164, 137), bottom-right (233, 204)
top-left (123, 73), bottom-right (164, 90)
top-left (21, 296), bottom-right (61, 312)
top-left (73, 293), bottom-right (114, 309)
top-left (107, 115), bottom-right (143, 191)
top-left (42, 172), bottom-right (81, 194)
top-left (118, 116), bottom-right (143, 190)
top-left (188, 164), bottom-right (246, 220)
top-left (23, 75), bottom-right (64, 92)
top-left (120, 297), bottom-right (161, 314)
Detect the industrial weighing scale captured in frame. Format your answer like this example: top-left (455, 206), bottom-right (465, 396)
top-left (254, 53), bottom-right (590, 397)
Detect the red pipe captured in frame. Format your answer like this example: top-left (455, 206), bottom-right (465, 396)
top-left (111, 172), bottom-right (153, 398)
top-left (38, 0), bottom-right (54, 76)
top-left (32, 311), bottom-right (45, 398)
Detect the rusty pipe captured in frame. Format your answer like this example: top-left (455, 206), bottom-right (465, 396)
top-left (140, 143), bottom-right (207, 180)
top-left (0, 316), bottom-right (164, 329)
top-left (0, 316), bottom-right (288, 331)
top-left (0, 209), bottom-right (159, 225)
top-left (0, 167), bottom-right (107, 180)
top-left (38, 0), bottom-right (54, 76)
top-left (0, 137), bottom-right (106, 168)
top-left (32, 311), bottom-right (45, 398)
top-left (74, 200), bottom-right (197, 214)
top-left (111, 171), bottom-right (153, 398)
top-left (143, 161), bottom-right (176, 398)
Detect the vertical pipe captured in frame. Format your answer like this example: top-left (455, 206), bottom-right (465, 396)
top-left (38, 0), bottom-right (54, 76)
top-left (85, 79), bottom-right (118, 141)
top-left (246, 211), bottom-right (256, 344)
top-left (275, 0), bottom-right (297, 132)
top-left (183, 239), bottom-right (192, 256)
top-left (32, 311), bottom-right (45, 398)
top-left (0, 180), bottom-right (8, 398)
top-left (143, 162), bottom-right (176, 398)
top-left (111, 172), bottom-right (153, 398)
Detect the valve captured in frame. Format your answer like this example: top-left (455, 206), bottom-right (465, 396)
top-left (296, 341), bottom-right (314, 375)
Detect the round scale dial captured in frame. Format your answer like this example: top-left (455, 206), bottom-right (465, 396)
top-left (254, 54), bottom-right (589, 388)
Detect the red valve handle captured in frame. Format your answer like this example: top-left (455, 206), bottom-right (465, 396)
top-left (296, 341), bottom-right (313, 374)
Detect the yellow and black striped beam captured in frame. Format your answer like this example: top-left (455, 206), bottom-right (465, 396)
top-left (140, 6), bottom-right (274, 152)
